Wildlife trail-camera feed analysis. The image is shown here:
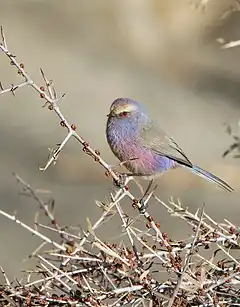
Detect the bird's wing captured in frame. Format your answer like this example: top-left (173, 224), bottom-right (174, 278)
top-left (140, 120), bottom-right (192, 167)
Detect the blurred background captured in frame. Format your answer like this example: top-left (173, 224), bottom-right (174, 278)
top-left (0, 0), bottom-right (240, 281)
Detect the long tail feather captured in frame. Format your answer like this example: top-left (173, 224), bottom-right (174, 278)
top-left (190, 165), bottom-right (233, 192)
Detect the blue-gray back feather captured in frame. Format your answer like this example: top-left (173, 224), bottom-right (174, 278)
top-left (139, 119), bottom-right (233, 192)
top-left (140, 119), bottom-right (192, 167)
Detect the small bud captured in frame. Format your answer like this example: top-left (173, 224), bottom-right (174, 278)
top-left (213, 231), bottom-right (220, 238)
top-left (124, 185), bottom-right (129, 191)
top-left (105, 170), bottom-right (111, 177)
top-left (51, 219), bottom-right (56, 225)
top-left (95, 149), bottom-right (100, 155)
top-left (20, 63), bottom-right (24, 69)
top-left (40, 93), bottom-right (45, 98)
top-left (66, 245), bottom-right (74, 254)
top-left (143, 283), bottom-right (152, 291)
top-left (60, 121), bottom-right (66, 127)
top-left (40, 86), bottom-right (45, 91)
top-left (83, 142), bottom-right (89, 147)
top-left (147, 215), bottom-right (153, 222)
top-left (48, 104), bottom-right (53, 110)
top-left (167, 246), bottom-right (173, 252)
top-left (162, 232), bottom-right (168, 239)
top-left (196, 270), bottom-right (201, 277)
top-left (230, 226), bottom-right (236, 234)
top-left (71, 124), bottom-right (77, 131)
top-left (179, 242), bottom-right (186, 248)
top-left (132, 203), bottom-right (138, 210)
top-left (217, 261), bottom-right (224, 269)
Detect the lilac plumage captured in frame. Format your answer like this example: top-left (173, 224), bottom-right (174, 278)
top-left (106, 98), bottom-right (233, 192)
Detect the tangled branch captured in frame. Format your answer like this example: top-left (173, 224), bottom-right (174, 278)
top-left (0, 27), bottom-right (239, 307)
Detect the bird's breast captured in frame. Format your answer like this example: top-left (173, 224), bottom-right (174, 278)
top-left (106, 119), bottom-right (176, 176)
top-left (106, 119), bottom-right (139, 160)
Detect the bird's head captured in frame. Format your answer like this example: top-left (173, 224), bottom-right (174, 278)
top-left (107, 98), bottom-right (147, 122)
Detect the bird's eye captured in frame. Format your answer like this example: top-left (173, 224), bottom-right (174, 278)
top-left (119, 111), bottom-right (128, 117)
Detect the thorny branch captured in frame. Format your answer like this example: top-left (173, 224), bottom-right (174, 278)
top-left (223, 122), bottom-right (240, 159)
top-left (0, 26), bottom-right (170, 253)
top-left (0, 26), bottom-right (239, 306)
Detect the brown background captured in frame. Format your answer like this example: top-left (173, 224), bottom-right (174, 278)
top-left (0, 0), bottom-right (239, 282)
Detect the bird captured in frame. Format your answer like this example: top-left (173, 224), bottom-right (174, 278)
top-left (106, 98), bottom-right (233, 193)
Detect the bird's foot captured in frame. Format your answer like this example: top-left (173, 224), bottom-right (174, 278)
top-left (113, 172), bottom-right (129, 189)
top-left (108, 158), bottom-right (137, 189)
top-left (138, 198), bottom-right (148, 214)
top-left (138, 179), bottom-right (158, 214)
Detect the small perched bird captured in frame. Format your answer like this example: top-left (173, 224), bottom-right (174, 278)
top-left (106, 98), bottom-right (233, 192)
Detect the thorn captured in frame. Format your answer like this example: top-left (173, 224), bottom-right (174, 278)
top-left (0, 26), bottom-right (6, 48)
top-left (52, 87), bottom-right (57, 99)
top-left (49, 198), bottom-right (55, 213)
top-left (42, 101), bottom-right (48, 108)
top-left (222, 150), bottom-right (229, 158)
top-left (0, 81), bottom-right (3, 91)
top-left (223, 143), bottom-right (238, 157)
top-left (0, 25), bottom-right (3, 38)
top-left (194, 208), bottom-right (199, 218)
top-left (40, 68), bottom-right (44, 77)
top-left (224, 123), bottom-right (232, 135)
top-left (10, 84), bottom-right (18, 96)
top-left (233, 135), bottom-right (240, 141)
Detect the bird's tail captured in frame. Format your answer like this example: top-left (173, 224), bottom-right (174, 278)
top-left (191, 165), bottom-right (233, 192)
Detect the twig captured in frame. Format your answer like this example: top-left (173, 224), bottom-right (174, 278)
top-left (167, 205), bottom-right (205, 307)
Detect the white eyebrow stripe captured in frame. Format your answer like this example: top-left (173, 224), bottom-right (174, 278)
top-left (115, 104), bottom-right (135, 114)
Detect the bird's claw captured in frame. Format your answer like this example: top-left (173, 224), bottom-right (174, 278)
top-left (113, 173), bottom-right (128, 189)
top-left (138, 197), bottom-right (148, 214)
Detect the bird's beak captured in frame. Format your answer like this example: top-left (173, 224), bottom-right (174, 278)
top-left (106, 113), bottom-right (110, 117)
